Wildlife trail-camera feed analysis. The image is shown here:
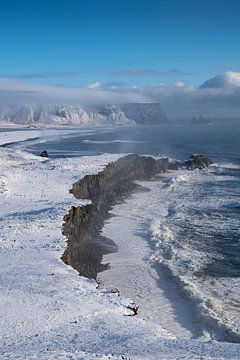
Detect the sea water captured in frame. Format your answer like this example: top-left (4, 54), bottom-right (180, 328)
top-left (10, 118), bottom-right (240, 340)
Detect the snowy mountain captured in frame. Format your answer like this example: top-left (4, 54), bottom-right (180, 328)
top-left (0, 103), bottom-right (168, 127)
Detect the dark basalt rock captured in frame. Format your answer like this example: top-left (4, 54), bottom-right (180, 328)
top-left (62, 154), bottom-right (169, 279)
top-left (70, 155), bottom-right (169, 205)
top-left (40, 150), bottom-right (49, 158)
top-left (184, 154), bottom-right (213, 170)
top-left (62, 153), bottom-right (213, 279)
top-left (168, 161), bottom-right (182, 170)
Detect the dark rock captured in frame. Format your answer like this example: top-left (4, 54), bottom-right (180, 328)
top-left (191, 116), bottom-right (211, 125)
top-left (168, 161), bottom-right (182, 170)
top-left (92, 102), bottom-right (169, 125)
top-left (62, 154), bottom-right (169, 279)
top-left (156, 157), bottom-right (169, 173)
top-left (118, 103), bottom-right (169, 125)
top-left (184, 154), bottom-right (213, 170)
top-left (62, 153), bottom-right (213, 279)
top-left (40, 150), bottom-right (49, 158)
top-left (55, 109), bottom-right (67, 118)
top-left (126, 302), bottom-right (139, 316)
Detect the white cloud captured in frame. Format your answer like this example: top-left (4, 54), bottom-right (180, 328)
top-left (0, 78), bottom-right (147, 105)
top-left (174, 81), bottom-right (186, 87)
top-left (136, 73), bottom-right (240, 116)
top-left (1, 71), bottom-right (240, 117)
top-left (200, 71), bottom-right (240, 89)
top-left (87, 81), bottom-right (102, 89)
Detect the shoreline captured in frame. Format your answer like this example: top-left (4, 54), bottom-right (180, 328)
top-left (100, 174), bottom-right (240, 343)
top-left (98, 184), bottom-right (204, 339)
top-left (1, 141), bottom-right (240, 358)
top-left (0, 136), bottom-right (40, 148)
top-left (62, 154), bottom-right (169, 279)
top-left (62, 154), bottom-right (240, 343)
top-left (0, 129), bottom-right (41, 147)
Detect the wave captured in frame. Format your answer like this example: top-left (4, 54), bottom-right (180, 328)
top-left (164, 172), bottom-right (193, 191)
top-left (82, 139), bottom-right (145, 144)
top-left (149, 215), bottom-right (240, 341)
top-left (147, 168), bottom-right (240, 342)
top-left (213, 162), bottom-right (240, 170)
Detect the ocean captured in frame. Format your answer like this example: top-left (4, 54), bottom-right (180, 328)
top-left (12, 118), bottom-right (240, 340)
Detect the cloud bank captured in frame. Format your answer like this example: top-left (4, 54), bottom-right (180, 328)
top-left (1, 71), bottom-right (240, 117)
top-left (0, 78), bottom-right (146, 105)
top-left (139, 82), bottom-right (240, 117)
top-left (151, 72), bottom-right (240, 116)
top-left (108, 71), bottom-right (240, 117)
top-left (200, 71), bottom-right (240, 89)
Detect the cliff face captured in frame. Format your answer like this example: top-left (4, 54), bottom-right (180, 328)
top-left (118, 103), bottom-right (169, 125)
top-left (71, 154), bottom-right (168, 202)
top-left (0, 102), bottom-right (168, 127)
top-left (62, 155), bottom-right (169, 279)
top-left (93, 103), bottom-right (168, 126)
top-left (62, 153), bottom-right (213, 279)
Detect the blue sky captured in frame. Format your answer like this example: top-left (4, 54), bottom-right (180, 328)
top-left (1, 0), bottom-right (240, 116)
top-left (0, 0), bottom-right (240, 87)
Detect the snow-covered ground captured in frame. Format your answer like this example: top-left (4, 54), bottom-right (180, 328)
top-left (1, 130), bottom-right (240, 359)
top-left (0, 130), bottom-right (41, 146)
top-left (0, 127), bottom-right (108, 152)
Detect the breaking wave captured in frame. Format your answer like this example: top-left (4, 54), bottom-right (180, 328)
top-left (148, 164), bottom-right (240, 341)
top-left (82, 139), bottom-right (144, 144)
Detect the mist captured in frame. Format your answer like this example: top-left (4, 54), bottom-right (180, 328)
top-left (0, 77), bottom-right (148, 106)
top-left (1, 72), bottom-right (240, 118)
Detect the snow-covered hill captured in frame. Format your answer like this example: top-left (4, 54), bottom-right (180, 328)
top-left (0, 103), bottom-right (168, 127)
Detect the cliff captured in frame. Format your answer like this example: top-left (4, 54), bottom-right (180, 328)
top-left (62, 155), bottom-right (169, 279)
top-left (118, 103), bottom-right (168, 125)
top-left (0, 102), bottom-right (168, 127)
top-left (62, 153), bottom-right (213, 279)
top-left (92, 103), bottom-right (169, 126)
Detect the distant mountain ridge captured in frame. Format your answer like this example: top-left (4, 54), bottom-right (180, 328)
top-left (0, 103), bottom-right (168, 127)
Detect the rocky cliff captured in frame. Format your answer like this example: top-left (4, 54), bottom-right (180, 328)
top-left (62, 155), bottom-right (169, 279)
top-left (62, 153), bottom-right (213, 279)
top-left (0, 102), bottom-right (168, 127)
top-left (92, 103), bottom-right (169, 126)
top-left (119, 103), bottom-right (168, 125)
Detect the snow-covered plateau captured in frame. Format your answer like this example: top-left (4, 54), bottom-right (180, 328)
top-left (0, 130), bottom-right (240, 359)
top-left (0, 103), bottom-right (168, 127)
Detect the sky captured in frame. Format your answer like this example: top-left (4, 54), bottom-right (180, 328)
top-left (1, 0), bottom-right (240, 116)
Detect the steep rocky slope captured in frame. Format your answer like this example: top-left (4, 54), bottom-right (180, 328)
top-left (0, 102), bottom-right (168, 127)
top-left (62, 155), bottom-right (169, 278)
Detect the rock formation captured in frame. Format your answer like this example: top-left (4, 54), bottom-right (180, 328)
top-left (183, 154), bottom-right (213, 170)
top-left (0, 102), bottom-right (168, 127)
top-left (62, 155), bottom-right (169, 279)
top-left (168, 154), bottom-right (213, 170)
top-left (62, 154), bottom-right (213, 279)
top-left (39, 150), bottom-right (49, 158)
